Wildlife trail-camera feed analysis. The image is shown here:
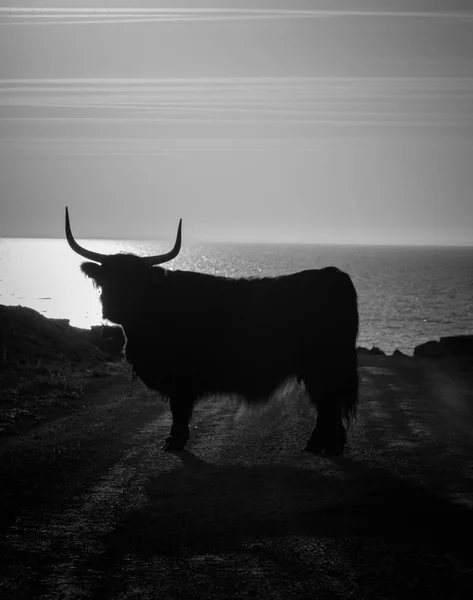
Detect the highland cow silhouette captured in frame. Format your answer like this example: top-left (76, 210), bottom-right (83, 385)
top-left (65, 207), bottom-right (359, 455)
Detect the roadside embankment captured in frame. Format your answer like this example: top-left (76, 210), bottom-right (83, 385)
top-left (0, 304), bottom-right (126, 435)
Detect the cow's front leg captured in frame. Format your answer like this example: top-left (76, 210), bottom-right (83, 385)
top-left (162, 395), bottom-right (193, 451)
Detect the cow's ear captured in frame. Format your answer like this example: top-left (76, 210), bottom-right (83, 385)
top-left (81, 262), bottom-right (103, 287)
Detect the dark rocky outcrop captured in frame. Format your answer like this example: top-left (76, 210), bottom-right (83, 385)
top-left (368, 346), bottom-right (385, 356)
top-left (413, 340), bottom-right (445, 359)
top-left (413, 335), bottom-right (473, 360)
top-left (0, 305), bottom-right (106, 369)
top-left (357, 346), bottom-right (386, 356)
top-left (0, 305), bottom-right (126, 370)
top-left (439, 335), bottom-right (473, 358)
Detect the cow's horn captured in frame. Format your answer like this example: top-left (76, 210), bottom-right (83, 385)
top-left (65, 207), bottom-right (109, 263)
top-left (142, 219), bottom-right (182, 266)
top-left (65, 207), bottom-right (182, 266)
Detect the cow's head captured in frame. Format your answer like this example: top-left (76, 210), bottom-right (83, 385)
top-left (65, 207), bottom-right (182, 325)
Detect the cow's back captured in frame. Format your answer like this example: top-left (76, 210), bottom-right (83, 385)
top-left (122, 266), bottom-right (358, 397)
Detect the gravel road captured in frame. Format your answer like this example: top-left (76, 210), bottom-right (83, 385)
top-left (1, 356), bottom-right (472, 599)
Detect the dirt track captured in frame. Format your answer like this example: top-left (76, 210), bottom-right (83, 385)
top-left (1, 355), bottom-right (473, 599)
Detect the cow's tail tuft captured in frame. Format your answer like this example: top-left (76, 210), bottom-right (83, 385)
top-left (340, 346), bottom-right (358, 427)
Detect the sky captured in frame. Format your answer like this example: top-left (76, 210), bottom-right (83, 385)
top-left (0, 0), bottom-right (472, 245)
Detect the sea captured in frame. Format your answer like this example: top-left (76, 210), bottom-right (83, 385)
top-left (1, 238), bottom-right (472, 355)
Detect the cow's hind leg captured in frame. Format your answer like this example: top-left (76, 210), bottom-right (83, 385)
top-left (302, 350), bottom-right (357, 456)
top-left (303, 379), bottom-right (347, 456)
top-left (162, 395), bottom-right (194, 451)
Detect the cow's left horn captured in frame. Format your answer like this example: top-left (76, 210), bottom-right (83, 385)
top-left (65, 207), bottom-right (109, 263)
top-left (142, 219), bottom-right (182, 266)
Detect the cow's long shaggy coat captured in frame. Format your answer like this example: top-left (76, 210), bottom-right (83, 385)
top-left (65, 208), bottom-right (358, 456)
top-left (81, 255), bottom-right (359, 455)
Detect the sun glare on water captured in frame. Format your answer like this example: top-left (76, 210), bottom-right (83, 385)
top-left (0, 238), bottom-right (163, 329)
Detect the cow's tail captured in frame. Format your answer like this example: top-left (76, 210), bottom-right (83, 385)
top-left (337, 271), bottom-right (359, 427)
top-left (339, 345), bottom-right (358, 427)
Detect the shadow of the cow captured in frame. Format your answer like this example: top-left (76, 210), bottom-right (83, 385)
top-left (87, 451), bottom-right (472, 598)
top-left (104, 450), bottom-right (472, 548)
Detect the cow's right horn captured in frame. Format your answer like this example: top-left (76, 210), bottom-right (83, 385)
top-left (65, 207), bottom-right (109, 263)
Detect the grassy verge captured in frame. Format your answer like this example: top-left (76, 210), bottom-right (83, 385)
top-left (0, 304), bottom-right (126, 436)
top-left (0, 357), bottom-right (129, 436)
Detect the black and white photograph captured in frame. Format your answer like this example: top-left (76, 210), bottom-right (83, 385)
top-left (1, 1), bottom-right (473, 598)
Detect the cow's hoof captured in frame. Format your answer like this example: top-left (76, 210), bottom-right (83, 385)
top-left (322, 444), bottom-right (345, 457)
top-left (304, 431), bottom-right (325, 454)
top-left (303, 440), bottom-right (324, 454)
top-left (161, 436), bottom-right (187, 452)
top-left (304, 443), bottom-right (345, 457)
top-left (304, 435), bottom-right (346, 456)
top-left (322, 434), bottom-right (347, 457)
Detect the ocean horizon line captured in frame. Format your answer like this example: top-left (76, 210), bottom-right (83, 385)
top-left (1, 235), bottom-right (472, 250)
